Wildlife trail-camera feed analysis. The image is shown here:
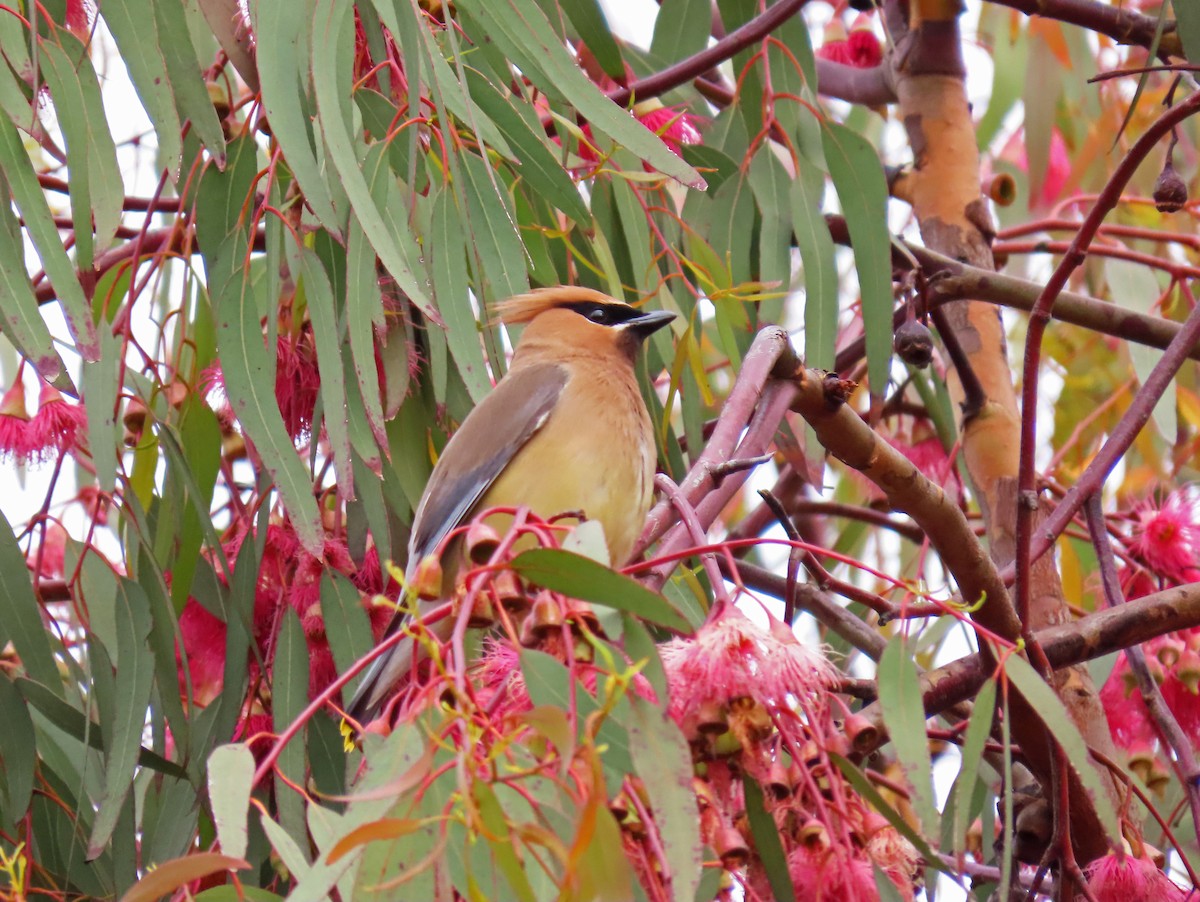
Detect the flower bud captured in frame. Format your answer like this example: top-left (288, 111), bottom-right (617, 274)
top-left (844, 712), bottom-right (880, 754)
top-left (766, 760), bottom-right (792, 800)
top-left (465, 520), bottom-right (502, 564)
top-left (490, 569), bottom-right (529, 614)
top-left (713, 824), bottom-right (750, 868)
top-left (986, 172), bottom-right (1018, 207)
top-left (122, 397), bottom-right (147, 446)
top-left (410, 554), bottom-right (444, 600)
top-left (1154, 161), bottom-right (1188, 213)
top-left (1156, 635), bottom-right (1184, 668)
top-left (529, 591), bottom-right (565, 638)
top-left (695, 699), bottom-right (730, 735)
top-left (1178, 649), bottom-right (1200, 694)
top-left (893, 319), bottom-right (934, 368)
top-left (464, 591), bottom-right (495, 629)
top-left (798, 818), bottom-right (830, 851)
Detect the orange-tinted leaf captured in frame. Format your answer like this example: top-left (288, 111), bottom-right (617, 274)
top-left (118, 854), bottom-right (249, 902)
top-left (327, 818), bottom-right (425, 864)
top-left (1028, 18), bottom-right (1071, 68)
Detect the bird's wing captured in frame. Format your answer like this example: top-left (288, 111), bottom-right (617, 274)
top-left (408, 361), bottom-right (569, 566)
top-left (346, 362), bottom-right (567, 723)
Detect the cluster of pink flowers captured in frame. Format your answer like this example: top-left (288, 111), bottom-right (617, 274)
top-left (176, 520), bottom-right (395, 753)
top-left (1085, 849), bottom-right (1189, 901)
top-left (203, 329), bottom-right (322, 444)
top-left (1101, 489), bottom-right (1200, 785)
top-left (564, 44), bottom-right (702, 172)
top-left (471, 632), bottom-right (657, 724)
top-left (0, 373), bottom-right (87, 465)
top-left (659, 604), bottom-right (919, 900)
top-left (564, 100), bottom-right (701, 174)
top-left (816, 15), bottom-right (884, 69)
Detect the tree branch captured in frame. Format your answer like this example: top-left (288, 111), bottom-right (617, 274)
top-left (856, 582), bottom-right (1200, 752)
top-left (608, 0), bottom-right (809, 107)
top-left (984, 0), bottom-right (1181, 58)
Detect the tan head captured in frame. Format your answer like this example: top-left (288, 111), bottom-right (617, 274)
top-left (496, 286), bottom-right (675, 363)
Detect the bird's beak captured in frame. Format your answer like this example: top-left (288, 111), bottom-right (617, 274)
top-left (626, 309), bottom-right (676, 338)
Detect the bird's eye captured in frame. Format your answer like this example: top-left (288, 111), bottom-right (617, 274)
top-left (586, 306), bottom-right (611, 325)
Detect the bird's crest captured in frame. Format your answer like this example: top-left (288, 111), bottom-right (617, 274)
top-left (495, 286), bottom-right (625, 324)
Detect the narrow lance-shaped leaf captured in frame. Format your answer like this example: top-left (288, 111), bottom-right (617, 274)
top-left (1003, 653), bottom-right (1121, 843)
top-left (463, 69), bottom-right (592, 224)
top-left (453, 0), bottom-right (706, 189)
top-left (248, 0), bottom-right (340, 228)
top-left (310, 0), bottom-right (437, 319)
top-left (87, 578), bottom-right (155, 859)
top-left (295, 245), bottom-right (354, 498)
top-left (952, 678), bottom-right (997, 855)
top-left (0, 509), bottom-right (60, 692)
top-left (431, 188), bottom-right (492, 403)
top-left (153, 0), bottom-right (228, 164)
top-left (0, 175), bottom-right (62, 379)
top-left (629, 697), bottom-right (704, 901)
top-left (0, 674), bottom-right (35, 826)
top-left (511, 548), bottom-right (692, 633)
top-left (195, 136), bottom-right (325, 555)
top-left (207, 744), bottom-right (256, 861)
top-left (459, 149), bottom-right (530, 303)
top-left (37, 33), bottom-right (122, 269)
top-left (790, 164), bottom-right (838, 374)
top-left (1177, 0), bottom-right (1200, 63)
top-left (876, 636), bottom-right (938, 838)
top-left (743, 775), bottom-right (795, 901)
top-left (650, 0), bottom-right (711, 63)
top-left (344, 212), bottom-right (387, 448)
top-left (96, 0), bottom-right (183, 178)
top-left (0, 114), bottom-right (98, 360)
top-left (273, 608), bottom-right (311, 857)
top-left (82, 326), bottom-right (122, 496)
top-left (559, 0), bottom-right (624, 79)
top-left (822, 121), bottom-right (892, 400)
top-left (319, 570), bottom-right (376, 701)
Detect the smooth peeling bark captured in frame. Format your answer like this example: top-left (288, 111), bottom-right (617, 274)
top-left (893, 1), bottom-right (1119, 861)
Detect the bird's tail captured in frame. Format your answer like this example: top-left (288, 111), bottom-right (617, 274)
top-left (344, 618), bottom-right (417, 726)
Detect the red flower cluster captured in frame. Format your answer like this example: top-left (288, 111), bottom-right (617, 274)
top-left (176, 521), bottom-right (395, 752)
top-left (203, 329), bottom-right (322, 444)
top-left (0, 374), bottom-right (87, 465)
top-left (660, 604), bottom-right (918, 899)
top-left (1085, 850), bottom-right (1189, 901)
top-left (816, 15), bottom-right (884, 69)
top-left (1101, 489), bottom-right (1200, 784)
top-left (563, 44), bottom-right (702, 172)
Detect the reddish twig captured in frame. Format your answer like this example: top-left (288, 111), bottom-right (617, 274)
top-left (1014, 90), bottom-right (1200, 626)
top-left (1084, 494), bottom-right (1200, 850)
top-left (1020, 278), bottom-right (1200, 576)
top-left (607, 0), bottom-right (809, 108)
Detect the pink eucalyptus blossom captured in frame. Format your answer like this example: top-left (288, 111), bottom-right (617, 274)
top-left (633, 101), bottom-right (702, 157)
top-left (29, 381), bottom-right (87, 458)
top-left (659, 605), bottom-right (835, 729)
top-left (817, 15), bottom-right (882, 69)
top-left (787, 846), bottom-right (883, 902)
top-left (0, 377), bottom-right (35, 464)
top-left (1085, 850), bottom-right (1188, 901)
top-left (1129, 488), bottom-right (1200, 585)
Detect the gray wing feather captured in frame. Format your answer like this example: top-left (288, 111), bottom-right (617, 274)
top-left (346, 363), bottom-right (567, 721)
top-left (407, 364), bottom-right (565, 567)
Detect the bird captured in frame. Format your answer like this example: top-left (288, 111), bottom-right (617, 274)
top-left (345, 286), bottom-right (676, 723)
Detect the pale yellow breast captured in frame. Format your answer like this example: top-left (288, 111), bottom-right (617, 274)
top-left (480, 367), bottom-right (655, 565)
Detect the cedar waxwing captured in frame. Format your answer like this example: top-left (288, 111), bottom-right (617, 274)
top-left (346, 286), bottom-right (675, 722)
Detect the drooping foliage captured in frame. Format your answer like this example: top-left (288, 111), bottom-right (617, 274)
top-left (1, 0), bottom-right (1200, 899)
